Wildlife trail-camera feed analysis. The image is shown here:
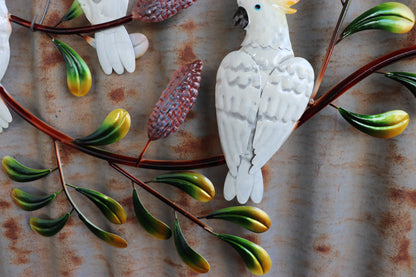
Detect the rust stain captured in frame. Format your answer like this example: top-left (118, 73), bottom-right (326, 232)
top-left (173, 130), bottom-right (218, 158)
top-left (109, 88), bottom-right (125, 103)
top-left (406, 28), bottom-right (416, 45)
top-left (181, 20), bottom-right (197, 34)
top-left (58, 144), bottom-right (74, 165)
top-left (314, 244), bottom-right (331, 254)
top-left (185, 110), bottom-right (197, 121)
top-left (43, 11), bottom-right (61, 26)
top-left (178, 44), bottom-right (198, 64)
top-left (313, 234), bottom-right (331, 255)
top-left (391, 239), bottom-right (413, 270)
top-left (389, 188), bottom-right (416, 208)
top-left (0, 199), bottom-right (12, 209)
top-left (245, 234), bottom-right (259, 245)
top-left (261, 165), bottom-right (271, 190)
top-left (40, 40), bottom-right (62, 69)
top-left (378, 212), bottom-right (399, 235)
top-left (163, 258), bottom-right (182, 269)
top-left (3, 218), bottom-right (20, 241)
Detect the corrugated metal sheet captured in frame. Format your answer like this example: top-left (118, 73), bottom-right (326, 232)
top-left (1, 0), bottom-right (416, 276)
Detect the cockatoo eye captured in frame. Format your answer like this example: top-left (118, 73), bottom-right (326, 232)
top-left (254, 4), bottom-right (261, 10)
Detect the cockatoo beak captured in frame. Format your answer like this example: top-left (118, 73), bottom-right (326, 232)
top-left (233, 7), bottom-right (249, 29)
top-left (273, 0), bottom-right (299, 14)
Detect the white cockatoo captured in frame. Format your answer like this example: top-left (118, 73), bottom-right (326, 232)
top-left (216, 0), bottom-right (314, 203)
top-left (0, 0), bottom-right (12, 132)
top-left (78, 0), bottom-right (136, 75)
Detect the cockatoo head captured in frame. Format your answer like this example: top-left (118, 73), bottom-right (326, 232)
top-left (234, 0), bottom-right (298, 49)
top-left (234, 0), bottom-right (299, 29)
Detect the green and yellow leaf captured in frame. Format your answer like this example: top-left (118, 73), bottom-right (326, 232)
top-left (53, 39), bottom-right (92, 97)
top-left (132, 188), bottom-right (172, 240)
top-left (174, 217), bottom-right (210, 274)
top-left (57, 0), bottom-right (83, 25)
top-left (338, 107), bottom-right (409, 138)
top-left (217, 234), bottom-right (271, 276)
top-left (2, 156), bottom-right (52, 182)
top-left (152, 172), bottom-right (215, 202)
top-left (74, 109), bottom-right (131, 146)
top-left (203, 206), bottom-right (271, 233)
top-left (30, 213), bottom-right (71, 237)
top-left (384, 71), bottom-right (416, 97)
top-left (340, 2), bottom-right (415, 41)
top-left (79, 213), bottom-right (127, 248)
top-left (69, 184), bottom-right (126, 224)
top-left (12, 188), bottom-right (61, 211)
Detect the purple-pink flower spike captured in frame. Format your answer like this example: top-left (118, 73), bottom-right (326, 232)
top-left (133, 0), bottom-right (196, 23)
top-left (148, 60), bottom-right (203, 141)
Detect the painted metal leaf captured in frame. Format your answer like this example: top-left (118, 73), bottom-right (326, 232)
top-left (132, 188), bottom-right (172, 240)
top-left (148, 60), bottom-right (203, 141)
top-left (30, 213), bottom-right (71, 237)
top-left (152, 172), bottom-right (215, 202)
top-left (2, 156), bottom-right (52, 182)
top-left (52, 39), bottom-right (92, 97)
top-left (217, 234), bottom-right (271, 276)
top-left (75, 109), bottom-right (131, 146)
top-left (57, 0), bottom-right (83, 25)
top-left (338, 108), bottom-right (409, 139)
top-left (11, 188), bottom-right (61, 211)
top-left (384, 71), bottom-right (416, 97)
top-left (340, 2), bottom-right (415, 41)
top-left (174, 217), bottom-right (210, 274)
top-left (133, 0), bottom-right (196, 23)
top-left (203, 206), bottom-right (271, 233)
top-left (70, 184), bottom-right (126, 224)
top-left (78, 213), bottom-right (128, 248)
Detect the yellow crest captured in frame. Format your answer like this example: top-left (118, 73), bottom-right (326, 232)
top-left (269, 0), bottom-right (299, 14)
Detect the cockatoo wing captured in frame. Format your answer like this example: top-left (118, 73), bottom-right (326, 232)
top-left (78, 0), bottom-right (135, 75)
top-left (216, 51), bottom-right (261, 200)
top-left (251, 57), bottom-right (314, 175)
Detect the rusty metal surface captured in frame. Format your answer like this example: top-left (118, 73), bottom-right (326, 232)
top-left (1, 0), bottom-right (416, 276)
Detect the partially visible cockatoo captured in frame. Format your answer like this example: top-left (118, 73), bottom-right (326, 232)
top-left (216, 0), bottom-right (314, 203)
top-left (0, 0), bottom-right (12, 132)
top-left (78, 0), bottom-right (136, 75)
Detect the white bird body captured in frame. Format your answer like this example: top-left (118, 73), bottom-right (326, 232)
top-left (0, 0), bottom-right (12, 131)
top-left (78, 0), bottom-right (136, 75)
top-left (216, 0), bottom-right (314, 203)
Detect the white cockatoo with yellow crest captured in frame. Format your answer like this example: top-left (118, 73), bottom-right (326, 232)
top-left (216, 0), bottom-right (314, 203)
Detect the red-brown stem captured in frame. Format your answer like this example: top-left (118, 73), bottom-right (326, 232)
top-left (136, 139), bottom-right (151, 166)
top-left (311, 0), bottom-right (351, 100)
top-left (0, 85), bottom-right (225, 169)
top-left (9, 14), bottom-right (133, 35)
top-left (110, 163), bottom-right (214, 234)
top-left (54, 140), bottom-right (82, 214)
top-left (297, 44), bottom-right (416, 128)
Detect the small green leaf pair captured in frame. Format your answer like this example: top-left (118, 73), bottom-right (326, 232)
top-left (69, 184), bottom-right (126, 224)
top-left (12, 188), bottom-right (61, 211)
top-left (152, 172), bottom-right (215, 202)
top-left (75, 109), bottom-right (131, 146)
top-left (30, 213), bottom-right (71, 237)
top-left (340, 2), bottom-right (415, 41)
top-left (337, 107), bottom-right (409, 139)
top-left (2, 156), bottom-right (52, 182)
top-left (202, 206), bottom-right (271, 233)
top-left (57, 0), bottom-right (83, 25)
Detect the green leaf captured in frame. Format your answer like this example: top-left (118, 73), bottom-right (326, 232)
top-left (57, 0), bottom-right (83, 24)
top-left (30, 213), bottom-right (71, 237)
top-left (217, 234), bottom-right (271, 276)
top-left (132, 188), bottom-right (172, 240)
top-left (69, 184), bottom-right (126, 224)
top-left (52, 38), bottom-right (92, 97)
top-left (340, 2), bottom-right (415, 41)
top-left (78, 213), bottom-right (127, 248)
top-left (174, 217), bottom-right (210, 274)
top-left (11, 188), bottom-right (60, 211)
top-left (384, 71), bottom-right (416, 97)
top-left (74, 109), bottom-right (131, 146)
top-left (152, 172), bottom-right (215, 202)
top-left (338, 107), bottom-right (409, 138)
top-left (2, 156), bottom-right (52, 182)
top-left (203, 206), bottom-right (271, 233)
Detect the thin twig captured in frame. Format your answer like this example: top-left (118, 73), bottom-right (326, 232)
top-left (53, 140), bottom-right (81, 214)
top-left (110, 163), bottom-right (215, 235)
top-left (136, 139), bottom-right (151, 167)
top-left (311, 0), bottom-right (352, 100)
top-left (9, 14), bottom-right (133, 35)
